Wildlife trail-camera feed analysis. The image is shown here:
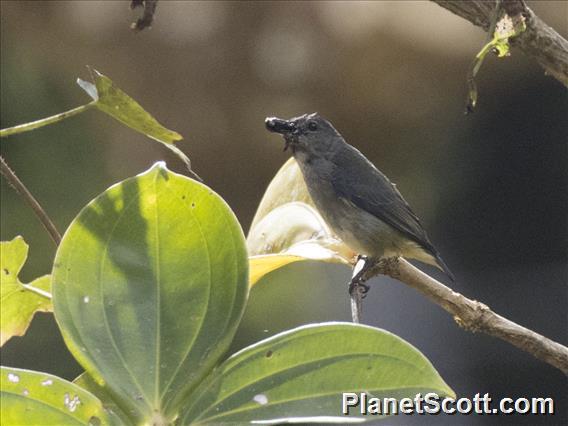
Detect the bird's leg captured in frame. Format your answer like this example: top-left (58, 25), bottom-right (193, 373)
top-left (348, 255), bottom-right (373, 298)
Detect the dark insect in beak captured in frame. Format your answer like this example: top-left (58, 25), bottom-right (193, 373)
top-left (266, 116), bottom-right (296, 152)
top-left (265, 117), bottom-right (295, 134)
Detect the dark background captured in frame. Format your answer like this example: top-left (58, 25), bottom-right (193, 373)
top-left (1, 1), bottom-right (566, 424)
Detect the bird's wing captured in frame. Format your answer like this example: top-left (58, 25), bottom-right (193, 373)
top-left (331, 145), bottom-right (436, 253)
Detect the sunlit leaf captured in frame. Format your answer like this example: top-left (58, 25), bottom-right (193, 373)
top-left (52, 162), bottom-right (249, 423)
top-left (180, 323), bottom-right (455, 424)
top-left (249, 158), bottom-right (317, 231)
top-left (76, 69), bottom-right (198, 178)
top-left (247, 159), bottom-right (354, 287)
top-left (77, 69), bottom-right (181, 144)
top-left (0, 237), bottom-right (52, 346)
top-left (1, 366), bottom-right (115, 426)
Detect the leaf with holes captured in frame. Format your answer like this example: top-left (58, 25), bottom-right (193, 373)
top-left (0, 237), bottom-right (52, 346)
top-left (0, 366), bottom-right (116, 425)
top-left (180, 323), bottom-right (455, 424)
top-left (52, 162), bottom-right (249, 424)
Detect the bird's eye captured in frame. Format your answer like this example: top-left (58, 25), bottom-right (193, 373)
top-left (308, 121), bottom-right (318, 131)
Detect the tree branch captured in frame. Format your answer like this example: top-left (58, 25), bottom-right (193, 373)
top-left (431, 0), bottom-right (568, 86)
top-left (0, 155), bottom-right (61, 246)
top-left (360, 257), bottom-right (568, 375)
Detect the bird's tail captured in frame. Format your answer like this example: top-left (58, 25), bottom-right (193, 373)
top-left (403, 241), bottom-right (455, 281)
top-left (432, 252), bottom-right (455, 282)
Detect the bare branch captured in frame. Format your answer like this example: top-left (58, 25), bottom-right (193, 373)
top-left (431, 0), bottom-right (568, 86)
top-left (0, 155), bottom-right (61, 246)
top-left (360, 257), bottom-right (568, 375)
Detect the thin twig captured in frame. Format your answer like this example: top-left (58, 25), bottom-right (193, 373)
top-left (0, 155), bottom-right (61, 246)
top-left (0, 102), bottom-right (96, 138)
top-left (431, 0), bottom-right (568, 86)
top-left (360, 257), bottom-right (568, 375)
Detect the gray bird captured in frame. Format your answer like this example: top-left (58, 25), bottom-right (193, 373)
top-left (265, 113), bottom-right (454, 289)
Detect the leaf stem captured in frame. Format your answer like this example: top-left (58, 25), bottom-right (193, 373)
top-left (0, 102), bottom-right (96, 138)
top-left (0, 155), bottom-right (61, 246)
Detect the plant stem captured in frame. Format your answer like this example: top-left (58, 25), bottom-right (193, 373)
top-left (0, 102), bottom-right (96, 138)
top-left (0, 155), bottom-right (61, 246)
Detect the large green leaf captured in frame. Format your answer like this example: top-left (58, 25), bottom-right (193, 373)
top-left (52, 162), bottom-right (249, 423)
top-left (0, 366), bottom-right (114, 425)
top-left (73, 373), bottom-right (133, 426)
top-left (247, 159), bottom-right (354, 287)
top-left (180, 322), bottom-right (455, 424)
top-left (0, 236), bottom-right (52, 346)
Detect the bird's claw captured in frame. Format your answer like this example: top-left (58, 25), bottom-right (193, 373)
top-left (348, 280), bottom-right (370, 298)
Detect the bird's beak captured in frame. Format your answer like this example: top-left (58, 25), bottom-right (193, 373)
top-left (265, 117), bottom-right (296, 151)
top-left (265, 117), bottom-right (296, 134)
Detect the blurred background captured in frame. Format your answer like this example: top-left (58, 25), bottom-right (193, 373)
top-left (1, 1), bottom-right (566, 424)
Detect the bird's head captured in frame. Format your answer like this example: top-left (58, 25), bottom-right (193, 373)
top-left (265, 113), bottom-right (343, 160)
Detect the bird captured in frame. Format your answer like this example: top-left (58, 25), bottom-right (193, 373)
top-left (265, 113), bottom-right (454, 293)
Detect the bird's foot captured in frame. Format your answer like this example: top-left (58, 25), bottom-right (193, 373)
top-left (348, 255), bottom-right (374, 298)
top-left (348, 279), bottom-right (370, 298)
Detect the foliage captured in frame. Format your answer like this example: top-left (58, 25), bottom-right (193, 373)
top-left (76, 69), bottom-right (197, 179)
top-left (0, 237), bottom-right (52, 346)
top-left (1, 70), bottom-right (454, 425)
top-left (247, 158), bottom-right (355, 287)
top-left (466, 10), bottom-right (527, 113)
top-left (1, 366), bottom-right (117, 426)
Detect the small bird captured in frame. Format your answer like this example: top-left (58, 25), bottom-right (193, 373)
top-left (265, 113), bottom-right (454, 290)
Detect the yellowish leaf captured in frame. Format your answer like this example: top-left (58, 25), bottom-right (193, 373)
top-left (247, 159), bottom-right (354, 287)
top-left (0, 237), bottom-right (52, 346)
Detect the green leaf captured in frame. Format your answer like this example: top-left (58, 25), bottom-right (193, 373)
top-left (247, 159), bottom-right (354, 287)
top-left (73, 373), bottom-right (133, 426)
top-left (0, 366), bottom-right (114, 425)
top-left (77, 69), bottom-right (181, 144)
top-left (180, 322), bottom-right (455, 424)
top-left (52, 162), bottom-right (249, 423)
top-left (77, 69), bottom-right (199, 179)
top-left (465, 11), bottom-right (526, 113)
top-left (0, 237), bottom-right (52, 346)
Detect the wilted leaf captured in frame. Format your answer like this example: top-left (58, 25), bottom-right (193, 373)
top-left (0, 237), bottom-right (52, 346)
top-left (52, 162), bottom-right (249, 423)
top-left (1, 366), bottom-right (115, 425)
top-left (180, 323), bottom-right (455, 424)
top-left (247, 159), bottom-right (354, 286)
top-left (465, 11), bottom-right (526, 113)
